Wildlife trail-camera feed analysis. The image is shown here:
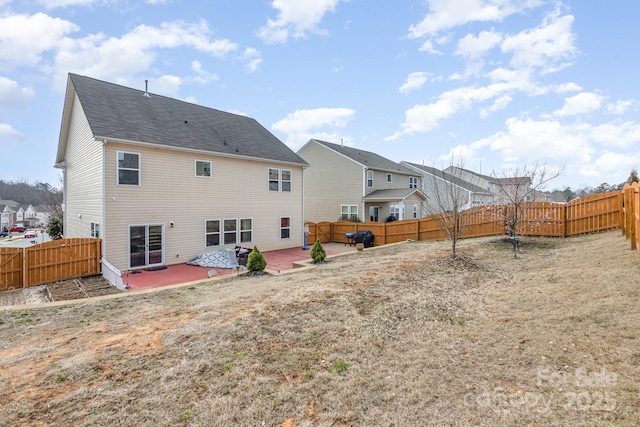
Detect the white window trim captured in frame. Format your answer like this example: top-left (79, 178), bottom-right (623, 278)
top-left (223, 218), bottom-right (238, 246)
top-left (205, 219), bottom-right (221, 247)
top-left (90, 221), bottom-right (100, 238)
top-left (387, 173), bottom-right (392, 183)
top-left (268, 168), bottom-right (280, 192)
top-left (281, 169), bottom-right (292, 192)
top-left (409, 177), bottom-right (418, 189)
top-left (195, 160), bottom-right (212, 178)
top-left (280, 216), bottom-right (291, 239)
top-left (240, 217), bottom-right (253, 244)
top-left (367, 170), bottom-right (373, 187)
top-left (117, 151), bottom-right (141, 186)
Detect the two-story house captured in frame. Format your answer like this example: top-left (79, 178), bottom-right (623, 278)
top-left (297, 139), bottom-right (427, 223)
top-left (401, 162), bottom-right (495, 213)
top-left (0, 199), bottom-right (19, 230)
top-left (55, 74), bottom-right (307, 287)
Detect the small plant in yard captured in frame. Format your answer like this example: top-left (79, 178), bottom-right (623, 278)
top-left (328, 359), bottom-right (348, 374)
top-left (310, 238), bottom-right (326, 263)
top-left (246, 245), bottom-right (266, 271)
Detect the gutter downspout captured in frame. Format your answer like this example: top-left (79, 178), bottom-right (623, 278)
top-left (101, 139), bottom-right (111, 283)
top-left (301, 165), bottom-right (307, 249)
top-left (363, 167), bottom-right (367, 222)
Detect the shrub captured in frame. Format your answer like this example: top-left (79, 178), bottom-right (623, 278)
top-left (246, 245), bottom-right (266, 271)
top-left (46, 212), bottom-right (64, 240)
top-left (310, 239), bottom-right (326, 263)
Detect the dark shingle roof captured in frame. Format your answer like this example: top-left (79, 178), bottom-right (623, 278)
top-left (402, 162), bottom-right (490, 193)
top-left (310, 139), bottom-right (417, 174)
top-left (363, 188), bottom-right (426, 201)
top-left (68, 74), bottom-right (306, 165)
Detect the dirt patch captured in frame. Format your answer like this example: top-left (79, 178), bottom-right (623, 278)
top-left (0, 232), bottom-right (639, 426)
top-left (0, 276), bottom-right (122, 307)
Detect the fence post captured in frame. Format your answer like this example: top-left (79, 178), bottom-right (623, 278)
top-left (21, 247), bottom-right (27, 289)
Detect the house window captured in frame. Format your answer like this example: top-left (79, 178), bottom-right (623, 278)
top-left (282, 170), bottom-right (292, 192)
top-left (390, 204), bottom-right (404, 220)
top-left (117, 151), bottom-right (140, 185)
top-left (224, 219), bottom-right (237, 245)
top-left (280, 217), bottom-right (291, 239)
top-left (387, 173), bottom-right (392, 183)
top-left (240, 218), bottom-right (253, 243)
top-left (367, 170), bottom-right (373, 187)
top-left (269, 168), bottom-right (279, 191)
top-left (413, 205), bottom-right (418, 219)
top-left (90, 222), bottom-right (100, 238)
top-left (195, 160), bottom-right (211, 177)
top-left (409, 177), bottom-right (418, 189)
top-left (205, 220), bottom-right (220, 247)
top-left (341, 204), bottom-right (358, 221)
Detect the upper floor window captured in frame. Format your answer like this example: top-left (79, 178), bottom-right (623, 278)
top-left (367, 170), bottom-right (373, 187)
top-left (269, 168), bottom-right (292, 192)
top-left (409, 177), bottom-right (418, 189)
top-left (282, 169), bottom-right (292, 192)
top-left (387, 173), bottom-right (392, 183)
top-left (117, 151), bottom-right (140, 185)
top-left (269, 168), bottom-right (279, 191)
top-left (195, 160), bottom-right (211, 177)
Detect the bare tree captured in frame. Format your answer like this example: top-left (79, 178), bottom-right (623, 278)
top-left (492, 163), bottom-right (563, 257)
top-left (423, 157), bottom-right (472, 257)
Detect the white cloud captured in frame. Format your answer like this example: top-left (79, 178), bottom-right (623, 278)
top-left (0, 13), bottom-right (79, 69)
top-left (50, 19), bottom-right (238, 90)
top-left (409, 0), bottom-right (542, 39)
top-left (151, 74), bottom-right (182, 97)
top-left (387, 82), bottom-right (512, 140)
top-left (257, 0), bottom-right (343, 44)
top-left (0, 77), bottom-right (35, 108)
top-left (399, 72), bottom-right (430, 94)
top-left (241, 47), bottom-right (263, 73)
top-left (580, 151), bottom-right (640, 179)
top-left (501, 9), bottom-right (576, 72)
top-left (191, 60), bottom-right (219, 84)
top-left (553, 92), bottom-right (603, 117)
top-left (37, 0), bottom-right (97, 8)
top-left (0, 123), bottom-right (23, 141)
top-left (455, 30), bottom-right (502, 60)
top-left (556, 82), bottom-right (582, 93)
top-left (607, 100), bottom-right (633, 115)
top-left (272, 107), bottom-right (355, 149)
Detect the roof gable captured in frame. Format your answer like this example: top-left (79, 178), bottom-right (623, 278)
top-left (402, 162), bottom-right (490, 193)
top-left (58, 74), bottom-right (306, 166)
top-left (308, 139), bottom-right (416, 175)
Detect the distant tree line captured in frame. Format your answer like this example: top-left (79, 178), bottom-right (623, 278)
top-left (0, 178), bottom-right (62, 209)
top-left (547, 168), bottom-right (639, 202)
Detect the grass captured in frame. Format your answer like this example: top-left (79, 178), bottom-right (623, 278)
top-left (0, 231), bottom-right (639, 426)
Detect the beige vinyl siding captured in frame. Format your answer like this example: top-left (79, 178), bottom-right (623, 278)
top-left (63, 94), bottom-right (103, 239)
top-left (298, 141), bottom-right (364, 222)
top-left (104, 143), bottom-right (303, 271)
top-left (367, 170), bottom-right (416, 192)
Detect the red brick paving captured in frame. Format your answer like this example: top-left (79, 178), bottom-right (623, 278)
top-left (125, 243), bottom-right (352, 291)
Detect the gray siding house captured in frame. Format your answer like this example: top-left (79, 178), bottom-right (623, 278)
top-left (55, 74), bottom-right (307, 287)
top-left (297, 139), bottom-right (427, 222)
top-left (401, 162), bottom-right (495, 213)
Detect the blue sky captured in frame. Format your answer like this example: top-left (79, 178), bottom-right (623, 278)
top-left (1, 0), bottom-right (639, 190)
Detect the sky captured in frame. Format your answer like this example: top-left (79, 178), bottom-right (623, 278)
top-left (1, 0), bottom-right (639, 191)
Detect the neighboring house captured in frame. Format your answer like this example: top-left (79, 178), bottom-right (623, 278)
top-left (401, 162), bottom-right (495, 213)
top-left (443, 166), bottom-right (532, 204)
top-left (55, 73), bottom-right (307, 288)
top-left (297, 139), bottom-right (427, 223)
top-left (33, 205), bottom-right (54, 227)
top-left (0, 199), bottom-right (19, 230)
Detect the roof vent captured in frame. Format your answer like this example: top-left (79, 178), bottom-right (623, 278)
top-left (143, 80), bottom-right (151, 98)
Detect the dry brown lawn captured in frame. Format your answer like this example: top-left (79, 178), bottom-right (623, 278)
top-left (1, 231), bottom-right (639, 426)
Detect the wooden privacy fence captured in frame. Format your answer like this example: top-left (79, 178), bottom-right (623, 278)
top-left (0, 238), bottom-right (102, 292)
top-left (305, 191), bottom-right (623, 247)
top-left (621, 182), bottom-right (640, 257)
